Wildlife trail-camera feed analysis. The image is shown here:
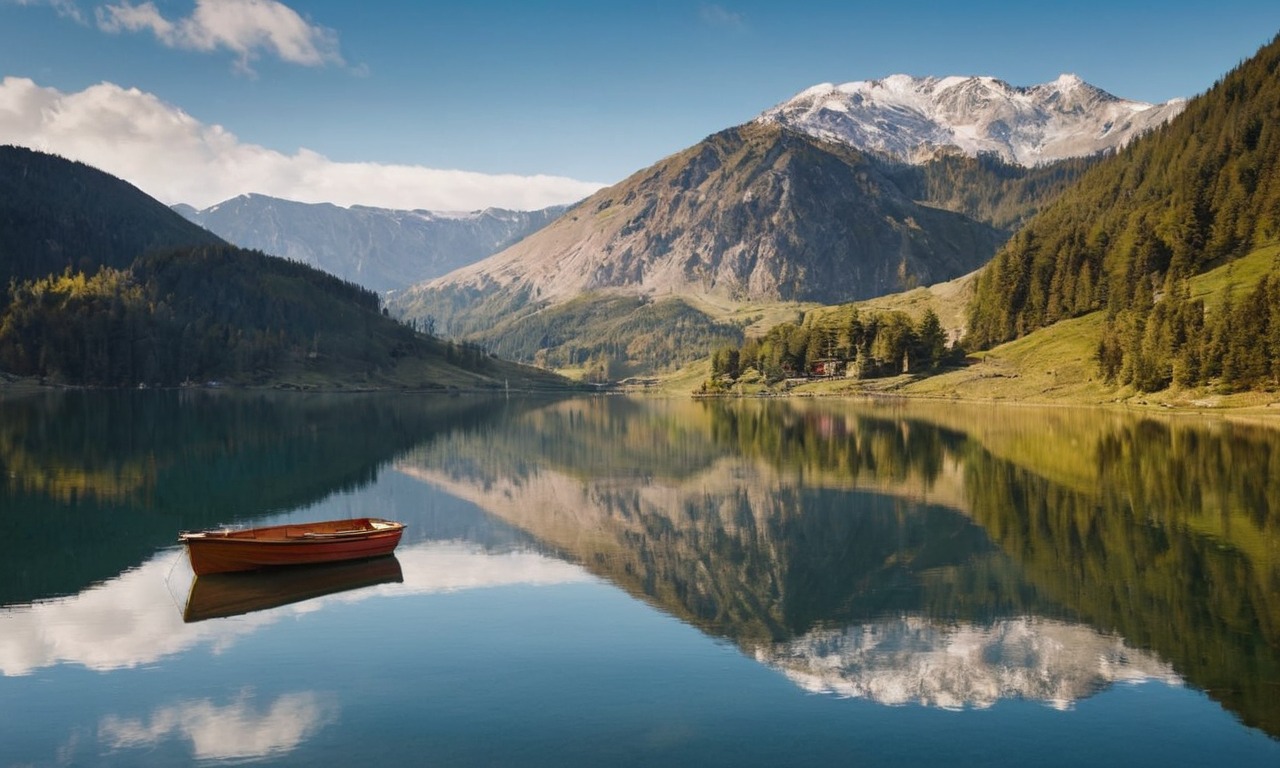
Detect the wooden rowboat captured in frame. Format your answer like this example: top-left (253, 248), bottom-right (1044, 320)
top-left (179, 517), bottom-right (405, 576)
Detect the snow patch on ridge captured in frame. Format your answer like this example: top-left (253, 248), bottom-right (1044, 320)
top-left (758, 73), bottom-right (1186, 166)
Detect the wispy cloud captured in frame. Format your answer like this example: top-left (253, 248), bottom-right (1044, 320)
top-left (699, 3), bottom-right (745, 30)
top-left (95, 0), bottom-right (342, 74)
top-left (7, 0), bottom-right (86, 24)
top-left (0, 76), bottom-right (605, 210)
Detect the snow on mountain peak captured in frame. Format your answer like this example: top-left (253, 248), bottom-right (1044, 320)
top-left (757, 72), bottom-right (1186, 166)
top-left (1053, 72), bottom-right (1084, 89)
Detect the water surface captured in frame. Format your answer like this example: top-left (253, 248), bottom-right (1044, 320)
top-left (1, 391), bottom-right (1277, 766)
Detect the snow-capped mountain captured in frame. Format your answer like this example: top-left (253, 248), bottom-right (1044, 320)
top-left (758, 73), bottom-right (1186, 166)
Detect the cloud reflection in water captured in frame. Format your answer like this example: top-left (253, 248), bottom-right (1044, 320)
top-left (0, 541), bottom-right (591, 677)
top-left (99, 689), bottom-right (339, 761)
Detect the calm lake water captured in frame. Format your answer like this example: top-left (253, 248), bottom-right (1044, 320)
top-left (1, 390), bottom-right (1278, 766)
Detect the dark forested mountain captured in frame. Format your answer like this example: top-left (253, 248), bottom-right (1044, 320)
top-left (0, 145), bottom-right (224, 300)
top-left (967, 33), bottom-right (1280, 351)
top-left (174, 195), bottom-right (567, 294)
top-left (395, 123), bottom-right (1087, 375)
top-left (0, 148), bottom-right (566, 390)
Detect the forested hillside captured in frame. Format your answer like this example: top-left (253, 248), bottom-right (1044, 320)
top-left (0, 145), bottom-right (224, 301)
top-left (0, 244), bottom-right (512, 386)
top-left (967, 34), bottom-right (1280, 353)
top-left (0, 148), bottom-right (568, 390)
top-left (891, 152), bottom-right (1098, 233)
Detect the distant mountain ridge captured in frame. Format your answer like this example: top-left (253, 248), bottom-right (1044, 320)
top-left (175, 194), bottom-right (567, 294)
top-left (759, 73), bottom-right (1186, 166)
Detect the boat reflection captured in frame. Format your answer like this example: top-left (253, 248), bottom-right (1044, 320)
top-left (182, 555), bottom-right (404, 623)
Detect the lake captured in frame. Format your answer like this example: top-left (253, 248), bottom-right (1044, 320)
top-left (1, 390), bottom-right (1277, 766)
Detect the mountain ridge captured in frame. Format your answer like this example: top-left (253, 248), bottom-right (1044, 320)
top-left (397, 122), bottom-right (1009, 317)
top-left (0, 144), bottom-right (225, 300)
top-left (175, 194), bottom-right (567, 294)
top-left (758, 73), bottom-right (1186, 166)
top-left (394, 121), bottom-right (1088, 374)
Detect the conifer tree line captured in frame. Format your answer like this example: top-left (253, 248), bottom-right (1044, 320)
top-left (966, 33), bottom-right (1280, 366)
top-left (705, 308), bottom-right (950, 388)
top-left (0, 245), bottom-right (490, 386)
top-left (1097, 269), bottom-right (1280, 392)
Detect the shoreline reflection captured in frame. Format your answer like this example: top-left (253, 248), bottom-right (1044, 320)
top-left (398, 396), bottom-right (1280, 735)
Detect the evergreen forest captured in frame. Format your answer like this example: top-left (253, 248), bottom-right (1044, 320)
top-left (0, 245), bottom-right (503, 387)
top-left (702, 307), bottom-right (952, 391)
top-left (966, 33), bottom-right (1280, 392)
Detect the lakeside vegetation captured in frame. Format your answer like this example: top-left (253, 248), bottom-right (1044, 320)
top-left (695, 34), bottom-right (1280, 406)
top-left (699, 306), bottom-right (954, 393)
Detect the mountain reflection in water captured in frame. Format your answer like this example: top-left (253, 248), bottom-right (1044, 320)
top-left (2, 391), bottom-right (1278, 763)
top-left (757, 616), bottom-right (1179, 710)
top-left (399, 396), bottom-right (1280, 734)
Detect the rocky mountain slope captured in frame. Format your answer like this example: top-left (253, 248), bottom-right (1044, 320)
top-left (393, 73), bottom-right (1179, 376)
top-left (175, 194), bottom-right (566, 294)
top-left (759, 73), bottom-right (1185, 166)
top-left (396, 122), bottom-right (1008, 358)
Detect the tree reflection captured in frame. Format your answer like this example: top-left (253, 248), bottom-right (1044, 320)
top-left (402, 397), bottom-right (1280, 735)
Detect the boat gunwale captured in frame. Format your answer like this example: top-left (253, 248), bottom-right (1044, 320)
top-left (179, 518), bottom-right (404, 544)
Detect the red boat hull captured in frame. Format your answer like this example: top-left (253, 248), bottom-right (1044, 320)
top-left (180, 518), bottom-right (405, 576)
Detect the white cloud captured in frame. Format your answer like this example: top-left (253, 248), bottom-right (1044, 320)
top-left (9, 0), bottom-right (86, 24)
top-left (0, 76), bottom-right (605, 210)
top-left (96, 0), bottom-right (343, 73)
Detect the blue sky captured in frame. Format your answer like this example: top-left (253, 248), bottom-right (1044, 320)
top-left (2, 0), bottom-right (1278, 210)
